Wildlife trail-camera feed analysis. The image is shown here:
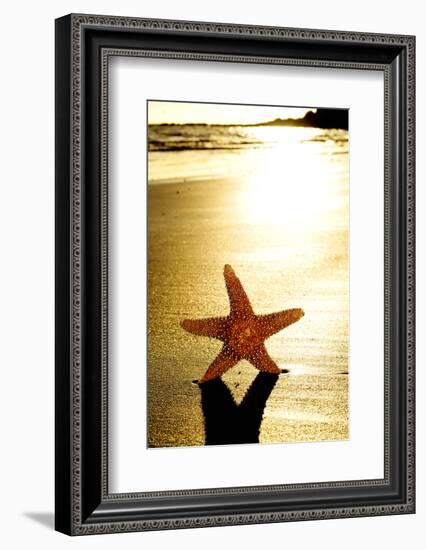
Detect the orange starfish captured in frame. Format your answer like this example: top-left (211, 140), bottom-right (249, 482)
top-left (181, 264), bottom-right (304, 384)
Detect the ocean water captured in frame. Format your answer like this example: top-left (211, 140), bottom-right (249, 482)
top-left (148, 124), bottom-right (348, 182)
top-left (147, 123), bottom-right (349, 448)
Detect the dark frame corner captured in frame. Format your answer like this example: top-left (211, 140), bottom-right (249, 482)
top-left (55, 13), bottom-right (415, 536)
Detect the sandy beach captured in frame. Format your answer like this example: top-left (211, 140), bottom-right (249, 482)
top-left (147, 164), bottom-right (348, 447)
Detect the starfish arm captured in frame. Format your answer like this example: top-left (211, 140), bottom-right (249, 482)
top-left (256, 308), bottom-right (304, 339)
top-left (198, 346), bottom-right (238, 384)
top-left (224, 264), bottom-right (253, 318)
top-left (181, 317), bottom-right (227, 340)
top-left (247, 344), bottom-right (282, 374)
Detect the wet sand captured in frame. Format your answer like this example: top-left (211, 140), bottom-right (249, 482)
top-left (147, 172), bottom-right (349, 448)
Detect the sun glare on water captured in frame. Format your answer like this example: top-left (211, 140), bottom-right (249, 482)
top-left (238, 126), bottom-right (345, 232)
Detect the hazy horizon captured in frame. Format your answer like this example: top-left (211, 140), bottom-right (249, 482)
top-left (148, 100), bottom-right (313, 126)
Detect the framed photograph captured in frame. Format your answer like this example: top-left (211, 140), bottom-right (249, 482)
top-left (55, 14), bottom-right (415, 535)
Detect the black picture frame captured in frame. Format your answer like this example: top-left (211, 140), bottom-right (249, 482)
top-left (55, 13), bottom-right (415, 535)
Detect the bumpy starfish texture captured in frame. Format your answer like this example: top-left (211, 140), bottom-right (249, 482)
top-left (181, 264), bottom-right (304, 384)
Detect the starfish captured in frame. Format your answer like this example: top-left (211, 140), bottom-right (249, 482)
top-left (181, 264), bottom-right (304, 384)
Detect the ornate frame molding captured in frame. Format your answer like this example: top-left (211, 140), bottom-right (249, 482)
top-left (55, 14), bottom-right (415, 535)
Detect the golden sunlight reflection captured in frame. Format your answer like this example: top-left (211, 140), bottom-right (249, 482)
top-left (237, 127), bottom-right (347, 233)
top-left (245, 131), bottom-right (325, 226)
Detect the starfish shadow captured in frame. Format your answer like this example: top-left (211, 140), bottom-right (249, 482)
top-left (199, 372), bottom-right (279, 445)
